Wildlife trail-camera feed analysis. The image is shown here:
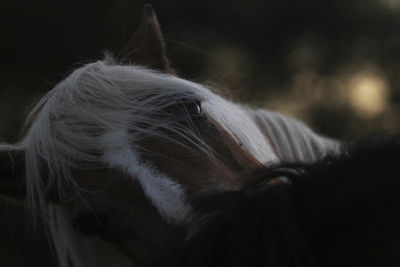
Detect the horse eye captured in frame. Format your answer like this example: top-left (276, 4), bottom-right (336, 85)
top-left (183, 101), bottom-right (202, 115)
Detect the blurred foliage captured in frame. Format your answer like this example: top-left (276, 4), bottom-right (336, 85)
top-left (2, 0), bottom-right (400, 266)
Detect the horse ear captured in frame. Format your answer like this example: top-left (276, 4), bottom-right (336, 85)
top-left (119, 4), bottom-right (176, 74)
top-left (0, 150), bottom-right (26, 203)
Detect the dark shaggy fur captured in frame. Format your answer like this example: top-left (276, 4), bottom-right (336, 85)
top-left (164, 135), bottom-right (400, 267)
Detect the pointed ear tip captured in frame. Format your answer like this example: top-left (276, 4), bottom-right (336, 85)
top-left (143, 4), bottom-right (156, 18)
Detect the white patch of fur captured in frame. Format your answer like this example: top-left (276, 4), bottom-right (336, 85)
top-left (101, 129), bottom-right (190, 222)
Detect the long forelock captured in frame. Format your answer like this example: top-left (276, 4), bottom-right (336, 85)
top-left (16, 60), bottom-right (226, 215)
top-left (6, 60), bottom-right (232, 267)
top-left (13, 59), bottom-right (279, 222)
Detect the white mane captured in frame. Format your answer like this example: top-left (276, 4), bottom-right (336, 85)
top-left (6, 59), bottom-right (280, 267)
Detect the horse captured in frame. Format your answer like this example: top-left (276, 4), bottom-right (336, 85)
top-left (2, 4), bottom-right (397, 267)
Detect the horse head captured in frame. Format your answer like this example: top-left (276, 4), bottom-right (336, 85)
top-left (0, 4), bottom-right (351, 267)
top-left (0, 5), bottom-right (281, 266)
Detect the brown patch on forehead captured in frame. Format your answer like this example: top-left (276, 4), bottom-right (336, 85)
top-left (206, 115), bottom-right (265, 170)
top-left (137, 113), bottom-right (263, 193)
top-left (138, 137), bottom-right (239, 192)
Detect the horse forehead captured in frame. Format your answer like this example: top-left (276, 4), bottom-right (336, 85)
top-left (99, 129), bottom-right (191, 222)
top-left (95, 118), bottom-right (255, 221)
top-left (49, 63), bottom-right (278, 221)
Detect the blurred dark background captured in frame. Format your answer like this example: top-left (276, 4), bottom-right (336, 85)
top-left (2, 0), bottom-right (400, 266)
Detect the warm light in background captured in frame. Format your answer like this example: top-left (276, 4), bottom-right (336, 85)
top-left (380, 0), bottom-right (400, 9)
top-left (347, 73), bottom-right (389, 118)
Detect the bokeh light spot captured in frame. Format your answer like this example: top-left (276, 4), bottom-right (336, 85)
top-left (348, 73), bottom-right (389, 118)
